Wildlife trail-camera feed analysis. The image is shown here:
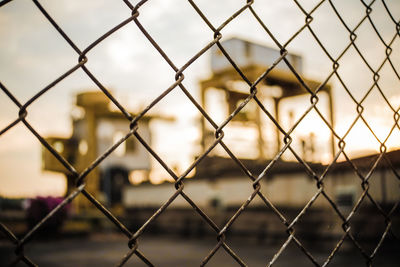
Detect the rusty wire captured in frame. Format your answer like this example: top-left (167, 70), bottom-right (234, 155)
top-left (0, 0), bottom-right (399, 266)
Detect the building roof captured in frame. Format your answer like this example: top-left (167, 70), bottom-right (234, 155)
top-left (76, 91), bottom-right (174, 122)
top-left (193, 149), bottom-right (400, 181)
top-left (331, 149), bottom-right (400, 174)
top-left (193, 156), bottom-right (324, 180)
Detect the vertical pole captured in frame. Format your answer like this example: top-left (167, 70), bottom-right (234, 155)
top-left (87, 108), bottom-right (98, 191)
top-left (200, 86), bottom-right (207, 153)
top-left (77, 107), bottom-right (99, 211)
top-left (274, 98), bottom-right (281, 154)
top-left (327, 87), bottom-right (335, 159)
top-left (256, 104), bottom-right (265, 159)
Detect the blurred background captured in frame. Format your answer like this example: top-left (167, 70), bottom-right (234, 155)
top-left (0, 0), bottom-right (399, 266)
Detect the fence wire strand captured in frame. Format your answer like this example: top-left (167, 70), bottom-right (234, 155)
top-left (1, 0), bottom-right (399, 266)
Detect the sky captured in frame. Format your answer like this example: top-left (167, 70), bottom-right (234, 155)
top-left (0, 0), bottom-right (399, 198)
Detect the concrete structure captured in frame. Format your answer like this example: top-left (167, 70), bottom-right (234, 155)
top-left (121, 38), bottom-right (398, 240)
top-left (124, 151), bottom-right (400, 209)
top-left (123, 151), bottom-right (400, 240)
top-left (40, 39), bottom-right (399, 241)
top-left (210, 37), bottom-right (303, 74)
top-left (42, 91), bottom-right (170, 211)
top-left (200, 37), bottom-right (334, 159)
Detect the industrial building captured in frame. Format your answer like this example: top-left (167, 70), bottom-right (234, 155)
top-left (42, 91), bottom-right (170, 212)
top-left (41, 38), bottom-right (399, 241)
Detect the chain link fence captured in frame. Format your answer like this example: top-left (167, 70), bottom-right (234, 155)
top-left (1, 0), bottom-right (399, 266)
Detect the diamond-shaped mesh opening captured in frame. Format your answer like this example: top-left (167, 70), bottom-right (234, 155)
top-left (351, 22), bottom-right (388, 70)
top-left (81, 21), bottom-right (178, 92)
top-left (285, 27), bottom-right (335, 80)
top-left (301, 1), bottom-right (350, 60)
top-left (334, 46), bottom-right (376, 102)
top-left (338, 118), bottom-right (381, 160)
top-left (17, 78), bottom-right (76, 138)
top-left (279, 96), bottom-right (333, 161)
top-left (250, 1), bottom-right (308, 45)
top-left (133, 1), bottom-right (216, 69)
top-left (328, 0), bottom-right (368, 31)
top-left (377, 60), bottom-right (400, 101)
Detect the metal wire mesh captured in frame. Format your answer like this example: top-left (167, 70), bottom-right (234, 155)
top-left (0, 0), bottom-right (399, 266)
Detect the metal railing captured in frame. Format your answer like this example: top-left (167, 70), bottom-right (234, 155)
top-left (1, 0), bottom-right (399, 266)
